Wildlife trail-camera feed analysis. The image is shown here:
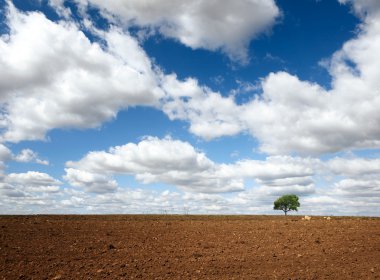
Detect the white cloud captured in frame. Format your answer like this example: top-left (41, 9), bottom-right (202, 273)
top-left (302, 156), bottom-right (380, 216)
top-left (4, 171), bottom-right (62, 193)
top-left (246, 6), bottom-right (380, 155)
top-left (47, 0), bottom-right (72, 18)
top-left (339, 0), bottom-right (380, 18)
top-left (328, 157), bottom-right (380, 177)
top-left (64, 136), bottom-right (321, 195)
top-left (228, 156), bottom-right (318, 180)
top-left (65, 136), bottom-right (243, 193)
top-left (304, 186), bottom-right (380, 216)
top-left (0, 144), bottom-right (12, 163)
top-left (2, 1), bottom-right (379, 158)
top-left (66, 136), bottom-right (214, 174)
top-left (66, 0), bottom-right (280, 63)
top-left (0, 145), bottom-right (49, 168)
top-left (169, 7), bottom-right (380, 155)
top-left (265, 184), bottom-right (315, 196)
top-left (0, 170), bottom-right (64, 213)
top-left (159, 1), bottom-right (380, 155)
top-left (64, 168), bottom-right (118, 193)
top-left (54, 188), bottom-right (230, 214)
top-left (243, 61), bottom-right (379, 154)
top-left (325, 157), bottom-right (380, 210)
top-left (0, 183), bottom-right (26, 197)
top-left (1, 153), bottom-right (379, 215)
top-left (14, 149), bottom-right (49, 165)
top-left (0, 3), bottom-right (163, 142)
top-left (334, 178), bottom-right (380, 196)
top-left (258, 177), bottom-right (314, 187)
top-left (0, 1), bottom-right (379, 216)
top-left (220, 155), bottom-right (318, 196)
top-left (241, 72), bottom-right (335, 154)
top-left (161, 74), bottom-right (244, 140)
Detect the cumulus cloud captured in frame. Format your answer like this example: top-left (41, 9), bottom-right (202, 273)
top-left (339, 0), bottom-right (380, 18)
top-left (327, 157), bottom-right (380, 177)
top-left (0, 2), bottom-right (247, 144)
top-left (0, 0), bottom-right (379, 216)
top-left (13, 149), bottom-right (49, 165)
top-left (0, 170), bottom-right (63, 213)
top-left (156, 0), bottom-right (380, 155)
top-left (47, 188), bottom-right (232, 214)
top-left (66, 136), bottom-right (214, 174)
top-left (1, 152), bottom-right (378, 215)
top-left (325, 157), bottom-right (380, 210)
top-left (64, 168), bottom-right (118, 193)
top-left (299, 156), bottom-right (380, 216)
top-left (4, 171), bottom-right (62, 193)
top-left (253, 7), bottom-right (380, 154)
top-left (65, 136), bottom-right (243, 193)
top-left (166, 6), bottom-right (380, 155)
top-left (220, 156), bottom-right (318, 195)
top-left (63, 0), bottom-right (280, 63)
top-left (0, 144), bottom-right (12, 163)
top-left (333, 178), bottom-right (380, 197)
top-left (0, 2), bottom-right (163, 142)
top-left (2, 1), bottom-right (379, 157)
top-left (0, 145), bottom-right (49, 168)
top-left (64, 136), bottom-right (320, 195)
top-left (161, 74), bottom-right (244, 139)
top-left (228, 156), bottom-right (317, 180)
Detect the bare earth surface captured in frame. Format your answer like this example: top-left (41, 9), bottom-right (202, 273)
top-left (1, 215), bottom-right (380, 279)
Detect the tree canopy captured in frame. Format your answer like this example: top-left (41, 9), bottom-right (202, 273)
top-left (273, 194), bottom-right (300, 215)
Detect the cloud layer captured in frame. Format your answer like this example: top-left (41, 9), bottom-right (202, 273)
top-left (0, 142), bottom-right (379, 215)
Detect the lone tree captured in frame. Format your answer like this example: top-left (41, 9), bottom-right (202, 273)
top-left (273, 194), bottom-right (300, 216)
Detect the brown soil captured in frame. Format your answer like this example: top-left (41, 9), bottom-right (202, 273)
top-left (1, 215), bottom-right (379, 279)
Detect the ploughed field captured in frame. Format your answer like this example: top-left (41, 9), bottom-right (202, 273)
top-left (1, 215), bottom-right (380, 279)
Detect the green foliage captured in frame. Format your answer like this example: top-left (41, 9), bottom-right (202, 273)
top-left (273, 194), bottom-right (300, 215)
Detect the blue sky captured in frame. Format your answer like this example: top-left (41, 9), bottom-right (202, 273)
top-left (0, 0), bottom-right (380, 215)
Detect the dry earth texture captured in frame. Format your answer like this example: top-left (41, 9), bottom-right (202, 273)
top-left (1, 215), bottom-right (380, 279)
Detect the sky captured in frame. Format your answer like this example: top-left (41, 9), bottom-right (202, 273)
top-left (0, 0), bottom-right (380, 216)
